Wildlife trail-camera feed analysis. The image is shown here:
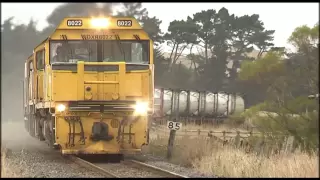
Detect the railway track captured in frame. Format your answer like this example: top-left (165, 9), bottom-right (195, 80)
top-left (67, 155), bottom-right (188, 178)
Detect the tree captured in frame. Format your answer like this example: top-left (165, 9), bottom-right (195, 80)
top-left (288, 24), bottom-right (319, 52)
top-left (228, 14), bottom-right (275, 93)
top-left (242, 98), bottom-right (318, 153)
top-left (189, 8), bottom-right (234, 91)
top-left (287, 24), bottom-right (319, 95)
top-left (238, 50), bottom-right (285, 106)
top-left (140, 16), bottom-right (164, 46)
top-left (205, 8), bottom-right (234, 92)
top-left (253, 30), bottom-right (275, 59)
top-left (238, 24), bottom-right (319, 152)
top-left (191, 9), bottom-right (216, 64)
top-left (154, 46), bottom-right (169, 86)
top-left (238, 51), bottom-right (285, 84)
top-left (164, 19), bottom-right (198, 72)
top-left (230, 14), bottom-right (264, 59)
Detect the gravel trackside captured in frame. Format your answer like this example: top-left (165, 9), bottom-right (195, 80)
top-left (1, 121), bottom-right (213, 178)
top-left (1, 121), bottom-right (105, 178)
top-left (132, 154), bottom-right (216, 178)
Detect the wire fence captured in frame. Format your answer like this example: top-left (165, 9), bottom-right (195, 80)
top-left (150, 122), bottom-right (296, 156)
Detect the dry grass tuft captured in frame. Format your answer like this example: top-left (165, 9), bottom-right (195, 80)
top-left (193, 147), bottom-right (318, 177)
top-left (148, 132), bottom-right (319, 178)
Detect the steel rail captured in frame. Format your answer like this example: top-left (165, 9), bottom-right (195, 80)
top-left (67, 155), bottom-right (119, 178)
top-left (68, 155), bottom-right (188, 178)
top-left (123, 159), bottom-right (188, 178)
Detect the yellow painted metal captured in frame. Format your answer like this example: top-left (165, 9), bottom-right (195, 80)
top-left (118, 62), bottom-right (126, 100)
top-left (55, 115), bottom-right (148, 154)
top-left (77, 61), bottom-right (85, 100)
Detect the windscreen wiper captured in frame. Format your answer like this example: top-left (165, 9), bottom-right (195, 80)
top-left (114, 34), bottom-right (126, 62)
top-left (61, 38), bottom-right (75, 63)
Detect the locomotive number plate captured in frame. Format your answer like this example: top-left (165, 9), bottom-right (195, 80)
top-left (67, 20), bottom-right (83, 27)
top-left (117, 20), bottom-right (132, 27)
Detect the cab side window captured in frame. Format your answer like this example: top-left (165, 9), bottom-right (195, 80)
top-left (36, 50), bottom-right (45, 70)
top-left (29, 61), bottom-right (33, 75)
top-left (29, 61), bottom-right (33, 71)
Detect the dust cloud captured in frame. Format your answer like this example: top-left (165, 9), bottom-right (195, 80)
top-left (1, 52), bottom-right (33, 150)
top-left (1, 76), bottom-right (43, 151)
top-left (1, 121), bottom-right (37, 150)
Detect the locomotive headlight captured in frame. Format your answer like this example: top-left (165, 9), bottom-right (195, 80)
top-left (134, 102), bottom-right (149, 115)
top-left (56, 104), bottom-right (66, 112)
top-left (90, 18), bottom-right (109, 28)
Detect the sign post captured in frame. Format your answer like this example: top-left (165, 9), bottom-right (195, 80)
top-left (167, 90), bottom-right (180, 159)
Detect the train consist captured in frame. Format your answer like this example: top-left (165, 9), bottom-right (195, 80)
top-left (153, 88), bottom-right (245, 118)
top-left (23, 17), bottom-right (154, 155)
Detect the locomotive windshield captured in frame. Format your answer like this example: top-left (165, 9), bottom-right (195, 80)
top-left (50, 40), bottom-right (149, 64)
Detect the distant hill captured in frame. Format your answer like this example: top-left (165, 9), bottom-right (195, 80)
top-left (162, 49), bottom-right (267, 70)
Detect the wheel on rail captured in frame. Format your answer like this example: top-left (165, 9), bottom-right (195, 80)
top-left (52, 144), bottom-right (60, 150)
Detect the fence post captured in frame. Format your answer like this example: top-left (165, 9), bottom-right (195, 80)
top-left (222, 131), bottom-right (226, 141)
top-left (235, 131), bottom-right (241, 148)
top-left (208, 131), bottom-right (213, 138)
top-left (167, 121), bottom-right (177, 159)
top-left (255, 132), bottom-right (265, 156)
top-left (285, 136), bottom-right (294, 153)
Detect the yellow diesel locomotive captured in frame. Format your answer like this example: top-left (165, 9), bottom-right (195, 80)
top-left (23, 17), bottom-right (154, 155)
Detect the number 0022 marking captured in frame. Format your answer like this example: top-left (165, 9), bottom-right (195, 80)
top-left (167, 121), bottom-right (182, 131)
top-left (67, 20), bottom-right (82, 27)
top-left (117, 20), bottom-right (132, 27)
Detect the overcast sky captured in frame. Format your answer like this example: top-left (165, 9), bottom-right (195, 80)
top-left (1, 3), bottom-right (319, 50)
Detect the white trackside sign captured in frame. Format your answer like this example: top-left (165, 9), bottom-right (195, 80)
top-left (167, 121), bottom-right (182, 131)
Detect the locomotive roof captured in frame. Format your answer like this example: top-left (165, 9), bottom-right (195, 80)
top-left (33, 16), bottom-right (142, 51)
top-left (56, 16), bottom-right (142, 30)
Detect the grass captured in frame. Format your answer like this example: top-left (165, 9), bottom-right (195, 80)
top-left (147, 129), bottom-right (319, 178)
top-left (193, 146), bottom-right (318, 177)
